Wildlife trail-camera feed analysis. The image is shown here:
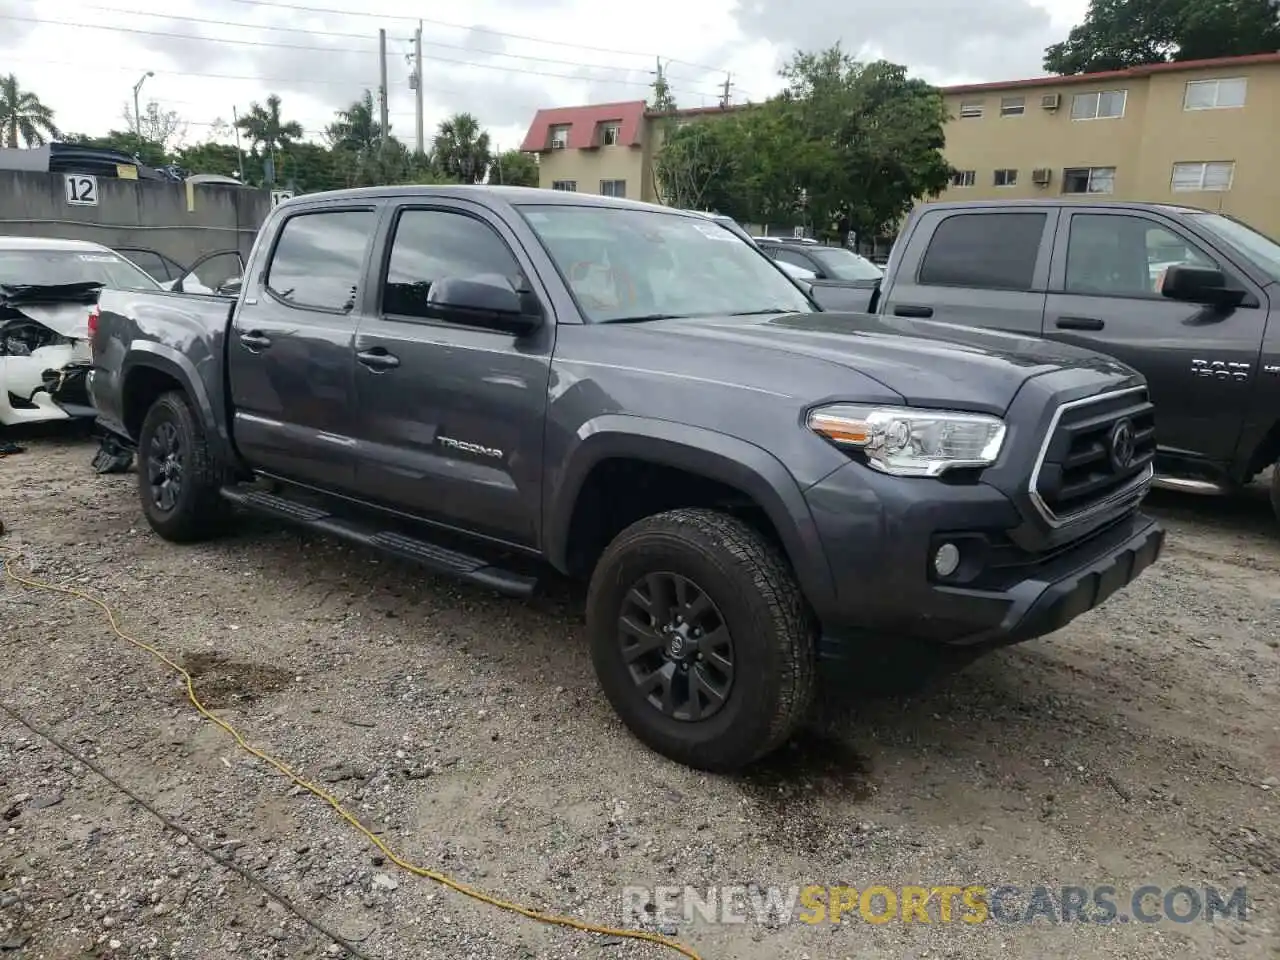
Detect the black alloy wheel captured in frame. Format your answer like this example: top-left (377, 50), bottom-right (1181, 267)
top-left (618, 572), bottom-right (735, 722)
top-left (146, 419), bottom-right (184, 513)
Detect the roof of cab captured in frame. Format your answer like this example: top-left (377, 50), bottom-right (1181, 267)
top-left (0, 236), bottom-right (118, 252)
top-left (276, 183), bottom-right (693, 215)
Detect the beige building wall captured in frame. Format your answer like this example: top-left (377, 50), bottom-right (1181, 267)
top-left (933, 57), bottom-right (1280, 236)
top-left (535, 145), bottom-right (648, 200)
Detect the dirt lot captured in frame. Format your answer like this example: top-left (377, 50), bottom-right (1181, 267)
top-left (1, 430), bottom-right (1278, 960)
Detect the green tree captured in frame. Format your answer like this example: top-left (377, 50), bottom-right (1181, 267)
top-left (488, 148), bottom-right (539, 186)
top-left (235, 93), bottom-right (304, 184)
top-left (0, 74), bottom-right (61, 148)
top-left (174, 141), bottom-right (243, 179)
top-left (432, 112), bottom-right (491, 183)
top-left (324, 89), bottom-right (385, 160)
top-left (776, 48), bottom-right (952, 239)
top-left (1044, 0), bottom-right (1280, 74)
top-left (654, 45), bottom-right (952, 239)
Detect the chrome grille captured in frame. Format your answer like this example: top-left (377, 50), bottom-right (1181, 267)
top-left (1030, 387), bottom-right (1156, 526)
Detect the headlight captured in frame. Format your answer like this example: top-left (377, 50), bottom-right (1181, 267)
top-left (807, 404), bottom-right (1006, 477)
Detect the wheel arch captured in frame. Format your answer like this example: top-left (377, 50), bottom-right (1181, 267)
top-left (543, 415), bottom-right (836, 613)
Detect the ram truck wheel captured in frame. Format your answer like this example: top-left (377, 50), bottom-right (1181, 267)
top-left (137, 390), bottom-right (229, 543)
top-left (585, 507), bottom-right (817, 772)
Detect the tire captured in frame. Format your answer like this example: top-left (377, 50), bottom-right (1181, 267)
top-left (137, 390), bottom-right (229, 543)
top-left (585, 507), bottom-right (817, 772)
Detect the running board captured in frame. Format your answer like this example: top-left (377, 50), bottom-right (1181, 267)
top-left (219, 487), bottom-right (539, 598)
top-left (1151, 475), bottom-right (1226, 496)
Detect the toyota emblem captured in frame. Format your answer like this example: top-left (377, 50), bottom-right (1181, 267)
top-left (1108, 418), bottom-right (1136, 471)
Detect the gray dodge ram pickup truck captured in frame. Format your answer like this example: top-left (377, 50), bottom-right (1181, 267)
top-left (863, 199), bottom-right (1280, 519)
top-left (87, 185), bottom-right (1164, 771)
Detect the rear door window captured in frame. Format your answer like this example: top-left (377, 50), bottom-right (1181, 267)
top-left (265, 209), bottom-right (377, 312)
top-left (918, 212), bottom-right (1047, 290)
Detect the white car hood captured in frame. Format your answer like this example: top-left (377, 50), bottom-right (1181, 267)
top-left (11, 301), bottom-right (91, 339)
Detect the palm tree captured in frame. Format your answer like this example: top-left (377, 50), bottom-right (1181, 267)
top-left (432, 112), bottom-right (491, 184)
top-left (325, 90), bottom-right (385, 159)
top-left (235, 93), bottom-right (303, 182)
top-left (0, 74), bottom-right (61, 148)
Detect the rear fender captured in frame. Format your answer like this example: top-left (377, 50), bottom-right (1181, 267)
top-left (122, 343), bottom-right (232, 463)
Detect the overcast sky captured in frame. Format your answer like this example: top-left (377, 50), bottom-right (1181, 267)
top-left (0, 0), bottom-right (1090, 156)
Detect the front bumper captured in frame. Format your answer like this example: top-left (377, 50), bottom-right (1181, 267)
top-left (803, 461), bottom-right (1163, 651)
top-left (1, 353), bottom-right (95, 426)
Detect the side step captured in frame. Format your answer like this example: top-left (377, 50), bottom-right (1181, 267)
top-left (219, 487), bottom-right (539, 598)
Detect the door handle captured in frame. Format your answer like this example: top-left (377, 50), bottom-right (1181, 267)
top-left (238, 331), bottom-right (272, 350)
top-left (357, 348), bottom-right (400, 371)
top-left (1056, 316), bottom-right (1105, 331)
top-left (893, 304), bottom-right (933, 318)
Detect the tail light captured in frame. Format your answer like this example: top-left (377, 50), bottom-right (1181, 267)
top-left (87, 304), bottom-right (99, 345)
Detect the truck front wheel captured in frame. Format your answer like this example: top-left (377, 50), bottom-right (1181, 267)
top-left (585, 507), bottom-right (817, 772)
top-left (137, 390), bottom-right (228, 543)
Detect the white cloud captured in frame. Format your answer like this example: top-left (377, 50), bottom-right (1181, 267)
top-left (0, 0), bottom-right (1090, 154)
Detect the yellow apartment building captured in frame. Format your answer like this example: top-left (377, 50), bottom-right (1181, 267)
top-left (521, 52), bottom-right (1280, 236)
top-left (934, 52), bottom-right (1280, 236)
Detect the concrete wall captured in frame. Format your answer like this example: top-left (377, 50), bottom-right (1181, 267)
top-left (0, 171), bottom-right (271, 267)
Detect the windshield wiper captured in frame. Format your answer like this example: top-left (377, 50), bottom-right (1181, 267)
top-left (602, 313), bottom-right (683, 323)
top-left (728, 308), bottom-right (799, 316)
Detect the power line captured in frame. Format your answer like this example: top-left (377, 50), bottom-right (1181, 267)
top-left (67, 1), bottom-right (714, 84)
top-left (206, 0), bottom-right (732, 74)
top-left (0, 13), bottom-right (721, 94)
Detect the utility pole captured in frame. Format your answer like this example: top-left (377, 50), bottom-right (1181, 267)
top-left (231, 105), bottom-right (247, 182)
top-left (720, 73), bottom-right (733, 109)
top-left (132, 70), bottom-right (153, 137)
top-left (378, 28), bottom-right (389, 154)
top-left (414, 21), bottom-right (424, 155)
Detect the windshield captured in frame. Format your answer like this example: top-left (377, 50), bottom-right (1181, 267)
top-left (809, 247), bottom-right (884, 281)
top-left (0, 249), bottom-right (162, 290)
top-left (516, 204), bottom-right (816, 322)
top-left (1185, 212), bottom-right (1280, 283)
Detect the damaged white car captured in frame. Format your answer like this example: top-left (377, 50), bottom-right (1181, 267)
top-left (1, 237), bottom-right (160, 427)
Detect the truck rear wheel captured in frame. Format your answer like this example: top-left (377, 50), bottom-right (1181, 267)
top-left (137, 390), bottom-right (228, 543)
top-left (585, 507), bottom-right (816, 772)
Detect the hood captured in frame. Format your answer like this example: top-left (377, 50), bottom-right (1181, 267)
top-left (644, 311), bottom-right (1139, 415)
top-left (6, 302), bottom-right (91, 339)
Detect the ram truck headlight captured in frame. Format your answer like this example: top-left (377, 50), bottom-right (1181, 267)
top-left (807, 404), bottom-right (1006, 477)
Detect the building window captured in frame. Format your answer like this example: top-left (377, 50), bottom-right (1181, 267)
top-left (1071, 90), bottom-right (1127, 120)
top-left (1062, 166), bottom-right (1116, 194)
top-left (958, 100), bottom-right (984, 118)
top-left (994, 168), bottom-right (1018, 187)
top-left (1171, 160), bottom-right (1235, 192)
top-left (1184, 78), bottom-right (1247, 110)
top-left (950, 169), bottom-right (976, 188)
top-left (600, 122), bottom-right (622, 146)
top-left (599, 179), bottom-right (626, 197)
top-left (551, 180), bottom-right (577, 191)
top-left (549, 124), bottom-right (570, 148)
top-left (1000, 96), bottom-right (1025, 117)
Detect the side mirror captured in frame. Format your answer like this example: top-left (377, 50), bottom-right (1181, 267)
top-left (427, 275), bottom-right (541, 333)
top-left (216, 276), bottom-right (243, 298)
top-left (1160, 265), bottom-right (1244, 307)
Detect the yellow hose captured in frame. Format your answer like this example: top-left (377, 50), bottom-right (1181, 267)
top-left (2, 556), bottom-right (703, 960)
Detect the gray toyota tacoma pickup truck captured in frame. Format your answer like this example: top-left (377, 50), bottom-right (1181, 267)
top-left (87, 185), bottom-right (1164, 771)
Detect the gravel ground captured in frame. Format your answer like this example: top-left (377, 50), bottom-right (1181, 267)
top-left (1, 429), bottom-right (1278, 960)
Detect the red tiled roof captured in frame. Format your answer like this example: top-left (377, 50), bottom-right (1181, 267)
top-left (519, 100), bottom-right (646, 152)
top-left (942, 51), bottom-right (1280, 95)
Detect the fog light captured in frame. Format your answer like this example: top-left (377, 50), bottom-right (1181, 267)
top-left (933, 542), bottom-right (961, 578)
